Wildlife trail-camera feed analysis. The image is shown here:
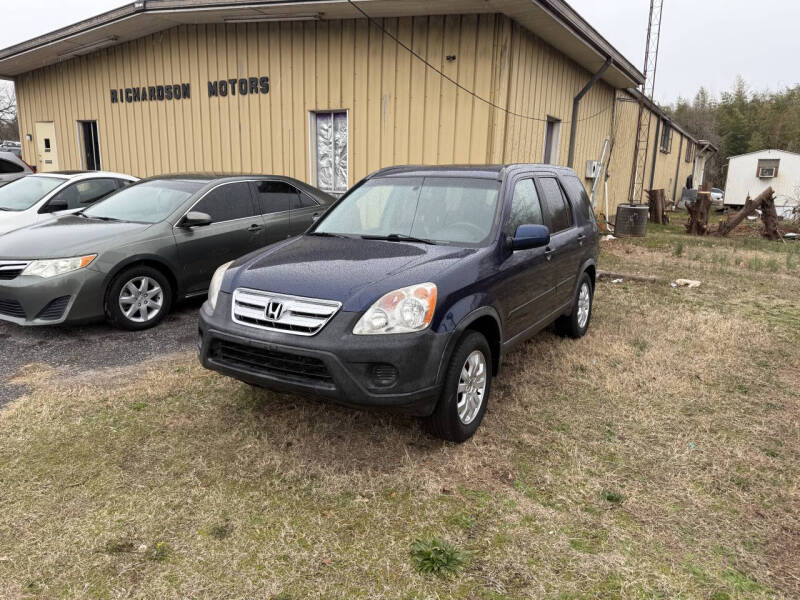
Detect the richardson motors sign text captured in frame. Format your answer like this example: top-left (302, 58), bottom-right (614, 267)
top-left (110, 76), bottom-right (270, 104)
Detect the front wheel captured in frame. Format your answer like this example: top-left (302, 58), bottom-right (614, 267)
top-left (106, 266), bottom-right (172, 330)
top-left (556, 272), bottom-right (593, 339)
top-left (423, 331), bottom-right (492, 443)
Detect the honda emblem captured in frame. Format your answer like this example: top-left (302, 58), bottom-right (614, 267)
top-left (265, 300), bottom-right (284, 321)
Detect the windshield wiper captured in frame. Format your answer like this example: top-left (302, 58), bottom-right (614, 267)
top-left (80, 214), bottom-right (122, 222)
top-left (307, 231), bottom-right (349, 239)
top-left (362, 233), bottom-right (438, 245)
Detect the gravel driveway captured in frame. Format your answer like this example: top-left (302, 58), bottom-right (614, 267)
top-left (0, 298), bottom-right (204, 408)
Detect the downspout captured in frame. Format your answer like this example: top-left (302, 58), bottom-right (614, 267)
top-left (648, 117), bottom-right (661, 190)
top-left (567, 57), bottom-right (612, 168)
top-left (672, 135), bottom-right (684, 203)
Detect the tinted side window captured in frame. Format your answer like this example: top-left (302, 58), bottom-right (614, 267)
top-left (73, 179), bottom-right (119, 207)
top-left (193, 182), bottom-right (256, 223)
top-left (538, 177), bottom-right (573, 233)
top-left (0, 159), bottom-right (23, 174)
top-left (508, 178), bottom-right (544, 234)
top-left (562, 176), bottom-right (594, 224)
top-left (295, 191), bottom-right (319, 209)
top-left (252, 181), bottom-right (296, 215)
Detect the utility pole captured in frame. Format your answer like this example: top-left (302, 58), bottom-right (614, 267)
top-left (627, 0), bottom-right (664, 205)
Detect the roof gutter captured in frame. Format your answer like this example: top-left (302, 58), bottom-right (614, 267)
top-left (567, 57), bottom-right (611, 169)
top-left (534, 0), bottom-right (643, 86)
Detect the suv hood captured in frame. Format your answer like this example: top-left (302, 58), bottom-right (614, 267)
top-left (230, 235), bottom-right (475, 310)
top-left (0, 215), bottom-right (152, 259)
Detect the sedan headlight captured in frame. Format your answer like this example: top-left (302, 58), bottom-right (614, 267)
top-left (208, 261), bottom-right (233, 311)
top-left (22, 254), bottom-right (97, 278)
top-left (353, 283), bottom-right (437, 335)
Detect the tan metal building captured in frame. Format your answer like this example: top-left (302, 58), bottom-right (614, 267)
top-left (0, 0), bottom-right (712, 216)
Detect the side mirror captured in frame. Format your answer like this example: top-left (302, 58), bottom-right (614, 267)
top-left (511, 224), bottom-right (550, 251)
top-left (180, 211), bottom-right (212, 228)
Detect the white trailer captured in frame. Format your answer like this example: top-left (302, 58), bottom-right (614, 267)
top-left (724, 149), bottom-right (800, 218)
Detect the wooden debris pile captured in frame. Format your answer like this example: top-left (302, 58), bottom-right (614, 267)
top-left (716, 186), bottom-right (778, 240)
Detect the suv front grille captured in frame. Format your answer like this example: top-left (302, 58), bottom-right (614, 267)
top-left (0, 261), bottom-right (29, 280)
top-left (210, 340), bottom-right (333, 384)
top-left (0, 298), bottom-right (25, 319)
top-left (232, 288), bottom-right (341, 336)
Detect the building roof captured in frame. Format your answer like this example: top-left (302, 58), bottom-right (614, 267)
top-left (727, 149), bottom-right (800, 160)
top-left (620, 88), bottom-right (718, 153)
top-left (0, 0), bottom-right (644, 88)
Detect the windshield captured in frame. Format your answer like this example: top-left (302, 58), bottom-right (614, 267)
top-left (0, 176), bottom-right (66, 211)
top-left (82, 179), bottom-right (205, 223)
top-left (314, 176), bottom-right (501, 245)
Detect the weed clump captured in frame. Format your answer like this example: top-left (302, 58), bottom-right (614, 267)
top-left (410, 537), bottom-right (466, 576)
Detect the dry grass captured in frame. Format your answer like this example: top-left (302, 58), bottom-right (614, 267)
top-left (1, 217), bottom-right (799, 599)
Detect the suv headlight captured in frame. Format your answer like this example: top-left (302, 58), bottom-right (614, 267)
top-left (208, 261), bottom-right (233, 311)
top-left (353, 283), bottom-right (437, 335)
top-left (22, 254), bottom-right (96, 278)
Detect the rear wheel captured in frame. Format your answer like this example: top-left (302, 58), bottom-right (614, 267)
top-left (423, 331), bottom-right (492, 443)
top-left (556, 272), bottom-right (593, 339)
top-left (106, 266), bottom-right (172, 330)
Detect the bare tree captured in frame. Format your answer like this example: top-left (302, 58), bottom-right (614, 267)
top-left (0, 83), bottom-right (19, 141)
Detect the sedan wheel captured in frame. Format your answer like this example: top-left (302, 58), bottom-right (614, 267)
top-left (118, 276), bottom-right (164, 324)
top-left (106, 265), bottom-right (172, 330)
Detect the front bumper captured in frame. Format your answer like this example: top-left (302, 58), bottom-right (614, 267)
top-left (198, 292), bottom-right (451, 416)
top-left (0, 268), bottom-right (106, 326)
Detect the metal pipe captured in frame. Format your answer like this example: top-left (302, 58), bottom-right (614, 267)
top-left (673, 135), bottom-right (684, 204)
top-left (567, 57), bottom-right (612, 168)
top-left (649, 117), bottom-right (661, 190)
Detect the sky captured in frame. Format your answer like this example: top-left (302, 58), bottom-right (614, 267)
top-left (2, 0), bottom-right (798, 105)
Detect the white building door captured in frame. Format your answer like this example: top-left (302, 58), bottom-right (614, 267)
top-left (35, 122), bottom-right (60, 172)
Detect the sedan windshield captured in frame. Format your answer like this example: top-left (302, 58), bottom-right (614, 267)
top-left (0, 176), bottom-right (66, 211)
top-left (314, 176), bottom-right (501, 245)
top-left (82, 179), bottom-right (205, 223)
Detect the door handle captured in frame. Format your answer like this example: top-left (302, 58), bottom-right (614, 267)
top-left (312, 213), bottom-right (320, 222)
top-left (544, 247), bottom-right (554, 261)
top-left (246, 223), bottom-right (264, 232)
top-left (577, 233), bottom-right (587, 246)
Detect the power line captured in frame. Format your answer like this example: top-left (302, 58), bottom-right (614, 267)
top-left (345, 0), bottom-right (613, 125)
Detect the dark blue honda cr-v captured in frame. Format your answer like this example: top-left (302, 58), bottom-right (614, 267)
top-left (198, 165), bottom-right (599, 442)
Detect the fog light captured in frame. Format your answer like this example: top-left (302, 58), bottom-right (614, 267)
top-left (370, 363), bottom-right (398, 387)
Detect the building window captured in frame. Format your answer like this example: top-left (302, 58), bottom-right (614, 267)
top-left (543, 117), bottom-right (561, 165)
top-left (310, 111), bottom-right (348, 195)
top-left (685, 141), bottom-right (694, 163)
top-left (757, 158), bottom-right (780, 178)
top-left (659, 120), bottom-right (673, 154)
top-left (78, 120), bottom-right (101, 170)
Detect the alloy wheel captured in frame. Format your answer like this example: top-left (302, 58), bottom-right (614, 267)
top-left (456, 350), bottom-right (487, 425)
top-left (118, 276), bottom-right (164, 323)
top-left (577, 282), bottom-right (591, 329)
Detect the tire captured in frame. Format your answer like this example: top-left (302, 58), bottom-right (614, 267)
top-left (556, 272), bottom-right (593, 339)
top-left (423, 331), bottom-right (492, 443)
top-left (105, 265), bottom-right (173, 330)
